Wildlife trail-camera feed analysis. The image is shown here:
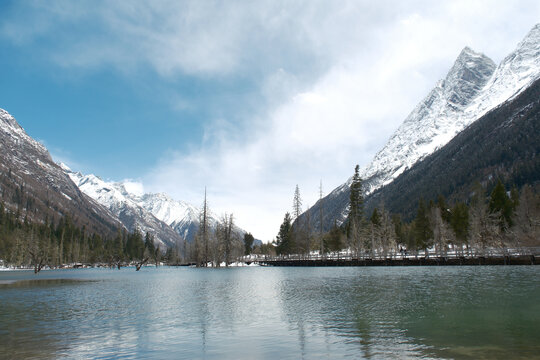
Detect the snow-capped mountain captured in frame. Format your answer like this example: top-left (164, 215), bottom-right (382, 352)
top-left (66, 168), bottom-right (185, 249)
top-left (66, 169), bottom-right (255, 246)
top-left (136, 192), bottom-right (259, 245)
top-left (136, 192), bottom-right (207, 241)
top-left (363, 24), bottom-right (540, 195)
top-left (0, 109), bottom-right (123, 236)
top-left (366, 75), bottom-right (540, 221)
top-left (360, 47), bottom-right (496, 194)
top-left (1, 105), bottom-right (255, 249)
top-left (299, 23), bottom-right (540, 229)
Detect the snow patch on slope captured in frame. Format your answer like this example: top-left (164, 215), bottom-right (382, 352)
top-left (0, 109), bottom-right (49, 158)
top-left (361, 24), bottom-right (540, 195)
top-left (65, 169), bottom-right (242, 244)
top-left (317, 23), bottom-right (540, 227)
top-left (66, 170), bottom-right (183, 248)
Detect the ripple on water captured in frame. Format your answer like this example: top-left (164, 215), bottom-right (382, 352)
top-left (0, 266), bottom-right (538, 359)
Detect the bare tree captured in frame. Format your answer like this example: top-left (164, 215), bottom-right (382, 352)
top-left (430, 207), bottom-right (453, 257)
top-left (318, 180), bottom-right (325, 257)
top-left (349, 220), bottom-right (367, 260)
top-left (293, 185), bottom-right (302, 220)
top-left (217, 213), bottom-right (235, 266)
top-left (26, 228), bottom-right (48, 274)
top-left (194, 188), bottom-right (210, 267)
top-left (211, 227), bottom-right (223, 267)
top-left (509, 185), bottom-right (540, 248)
top-left (379, 204), bottom-right (398, 259)
top-left (469, 192), bottom-right (501, 256)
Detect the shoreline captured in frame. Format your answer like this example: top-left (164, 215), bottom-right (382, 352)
top-left (259, 255), bottom-right (538, 267)
top-left (1, 255), bottom-right (537, 271)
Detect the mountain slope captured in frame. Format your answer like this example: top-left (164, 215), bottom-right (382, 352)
top-left (135, 192), bottom-right (201, 241)
top-left (366, 76), bottom-right (540, 219)
top-left (66, 170), bottom-right (185, 249)
top-left (137, 192), bottom-right (260, 245)
top-left (362, 46), bottom-right (496, 194)
top-left (299, 23), bottom-right (540, 231)
top-left (67, 171), bottom-right (258, 246)
top-left (0, 109), bottom-right (122, 237)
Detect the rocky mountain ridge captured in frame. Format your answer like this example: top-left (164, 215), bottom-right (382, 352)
top-left (66, 169), bottom-right (256, 246)
top-left (299, 23), bottom-right (540, 230)
top-left (0, 109), bottom-right (123, 237)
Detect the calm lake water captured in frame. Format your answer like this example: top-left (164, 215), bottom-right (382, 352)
top-left (0, 266), bottom-right (538, 359)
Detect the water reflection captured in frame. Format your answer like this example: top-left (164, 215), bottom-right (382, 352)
top-left (274, 268), bottom-right (426, 359)
top-left (0, 278), bottom-right (94, 287)
top-left (0, 266), bottom-right (538, 359)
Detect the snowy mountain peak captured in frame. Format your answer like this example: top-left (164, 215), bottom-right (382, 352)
top-left (309, 23), bottom-right (540, 229)
top-left (443, 47), bottom-right (496, 108)
top-left (137, 192), bottom-right (200, 228)
top-left (0, 108), bottom-right (22, 131)
top-left (0, 109), bottom-right (123, 237)
top-left (360, 45), bottom-right (497, 194)
top-left (64, 167), bottom-right (246, 244)
top-left (520, 23), bottom-right (540, 47)
top-left (64, 165), bottom-right (256, 244)
top-left (0, 108), bottom-right (49, 158)
top-left (360, 24), bottom-right (540, 196)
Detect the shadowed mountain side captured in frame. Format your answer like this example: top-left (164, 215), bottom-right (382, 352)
top-left (0, 109), bottom-right (123, 238)
top-left (366, 77), bottom-right (540, 220)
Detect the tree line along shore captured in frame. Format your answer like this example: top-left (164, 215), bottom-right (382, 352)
top-left (0, 168), bottom-right (538, 272)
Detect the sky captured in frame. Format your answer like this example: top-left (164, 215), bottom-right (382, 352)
top-left (0, 1), bottom-right (539, 241)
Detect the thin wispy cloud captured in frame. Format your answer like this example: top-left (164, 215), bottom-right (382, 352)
top-left (1, 0), bottom-right (538, 240)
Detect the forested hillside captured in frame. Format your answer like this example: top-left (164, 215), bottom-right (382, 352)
top-left (0, 109), bottom-right (122, 238)
top-left (366, 77), bottom-right (540, 220)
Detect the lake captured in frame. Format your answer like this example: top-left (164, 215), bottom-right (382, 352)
top-left (0, 266), bottom-right (538, 359)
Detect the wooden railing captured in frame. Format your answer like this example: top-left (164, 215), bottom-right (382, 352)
top-left (243, 246), bottom-right (540, 264)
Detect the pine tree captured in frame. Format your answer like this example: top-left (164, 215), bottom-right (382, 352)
top-left (414, 198), bottom-right (432, 253)
top-left (469, 183), bottom-right (501, 254)
top-left (347, 165), bottom-right (365, 256)
top-left (450, 202), bottom-right (469, 245)
top-left (144, 231), bottom-right (159, 266)
top-left (324, 221), bottom-right (343, 253)
top-left (370, 208), bottom-right (381, 227)
top-left (243, 233), bottom-right (254, 256)
top-left (489, 180), bottom-right (514, 229)
top-left (437, 194), bottom-right (452, 223)
top-left (348, 165), bottom-right (364, 225)
top-left (276, 213), bottom-right (293, 255)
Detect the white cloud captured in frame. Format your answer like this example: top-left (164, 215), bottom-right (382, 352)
top-left (3, 1), bottom-right (539, 241)
top-left (141, 2), bottom-right (539, 241)
top-left (122, 180), bottom-right (145, 197)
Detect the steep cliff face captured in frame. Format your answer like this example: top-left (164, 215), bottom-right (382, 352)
top-left (361, 47), bottom-right (496, 195)
top-left (0, 109), bottom-right (122, 237)
top-left (299, 24), bottom-right (540, 231)
top-left (366, 77), bottom-right (540, 220)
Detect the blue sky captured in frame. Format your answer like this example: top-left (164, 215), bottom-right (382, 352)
top-left (1, 1), bottom-right (539, 240)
